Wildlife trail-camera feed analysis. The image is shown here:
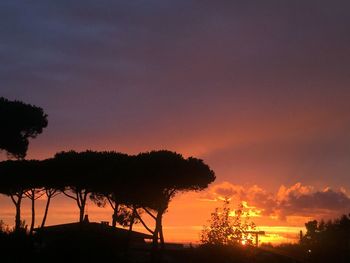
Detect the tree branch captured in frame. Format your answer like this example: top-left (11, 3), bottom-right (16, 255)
top-left (169, 189), bottom-right (176, 197)
top-left (10, 194), bottom-right (17, 205)
top-left (52, 191), bottom-right (61, 198)
top-left (63, 191), bottom-right (77, 201)
top-left (34, 191), bottom-right (45, 200)
top-left (107, 197), bottom-right (115, 210)
top-left (143, 207), bottom-right (156, 220)
top-left (135, 210), bottom-right (154, 234)
top-left (24, 191), bottom-right (33, 199)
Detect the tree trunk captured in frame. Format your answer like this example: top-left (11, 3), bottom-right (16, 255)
top-left (157, 210), bottom-right (166, 249)
top-left (63, 190), bottom-right (87, 223)
top-left (15, 196), bottom-right (22, 231)
top-left (152, 225), bottom-right (159, 249)
top-left (125, 207), bottom-right (137, 252)
top-left (152, 211), bottom-right (163, 250)
top-left (112, 204), bottom-right (119, 227)
top-left (159, 221), bottom-right (165, 249)
top-left (151, 235), bottom-right (160, 263)
top-left (128, 207), bottom-right (136, 232)
top-left (79, 204), bottom-right (85, 223)
top-left (151, 210), bottom-right (165, 262)
top-left (79, 192), bottom-right (87, 223)
top-left (11, 193), bottom-right (23, 231)
top-left (29, 190), bottom-right (35, 235)
top-left (41, 195), bottom-right (51, 228)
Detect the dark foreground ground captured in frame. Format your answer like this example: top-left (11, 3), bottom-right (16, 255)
top-left (0, 231), bottom-right (349, 263)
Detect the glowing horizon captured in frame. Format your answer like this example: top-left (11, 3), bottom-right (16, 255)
top-left (0, 181), bottom-right (347, 245)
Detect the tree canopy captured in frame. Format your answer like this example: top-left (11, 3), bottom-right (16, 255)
top-left (0, 97), bottom-right (48, 158)
top-left (201, 199), bottom-right (256, 246)
top-left (0, 159), bottom-right (44, 230)
top-left (131, 151), bottom-right (215, 209)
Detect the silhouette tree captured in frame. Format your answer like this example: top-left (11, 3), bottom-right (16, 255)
top-left (0, 148), bottom-right (215, 251)
top-left (50, 151), bottom-right (93, 223)
top-left (303, 220), bottom-right (318, 246)
top-left (19, 160), bottom-right (48, 234)
top-left (0, 97), bottom-right (47, 231)
top-left (132, 151), bottom-right (215, 249)
top-left (201, 199), bottom-right (256, 246)
top-left (40, 187), bottom-right (60, 228)
top-left (51, 151), bottom-right (129, 223)
top-left (25, 187), bottom-right (44, 235)
top-left (89, 152), bottom-right (132, 227)
top-left (301, 214), bottom-right (350, 262)
top-left (0, 160), bottom-right (39, 230)
top-left (0, 97), bottom-right (48, 159)
top-left (38, 158), bottom-right (61, 228)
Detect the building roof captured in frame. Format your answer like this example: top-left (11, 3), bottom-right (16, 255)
top-left (35, 222), bottom-right (153, 240)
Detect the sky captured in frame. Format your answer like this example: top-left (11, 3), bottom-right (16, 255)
top-left (1, 0), bottom-right (350, 244)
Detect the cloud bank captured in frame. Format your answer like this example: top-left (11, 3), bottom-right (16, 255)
top-left (205, 182), bottom-right (350, 221)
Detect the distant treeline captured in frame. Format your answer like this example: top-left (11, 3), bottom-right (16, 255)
top-left (299, 213), bottom-right (350, 262)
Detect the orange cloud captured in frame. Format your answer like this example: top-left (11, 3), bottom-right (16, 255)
top-left (203, 181), bottom-right (350, 221)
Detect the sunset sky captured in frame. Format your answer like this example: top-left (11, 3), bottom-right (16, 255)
top-left (1, 0), bottom-right (350, 244)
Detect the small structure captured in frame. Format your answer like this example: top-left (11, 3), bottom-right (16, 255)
top-left (246, 230), bottom-right (266, 247)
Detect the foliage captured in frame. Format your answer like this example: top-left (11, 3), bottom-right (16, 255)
top-left (133, 151), bottom-right (216, 210)
top-left (301, 213), bottom-right (350, 262)
top-left (0, 97), bottom-right (48, 158)
top-left (0, 220), bottom-right (10, 234)
top-left (201, 199), bottom-right (256, 246)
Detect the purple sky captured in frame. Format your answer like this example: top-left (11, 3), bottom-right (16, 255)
top-left (1, 0), bottom-right (350, 192)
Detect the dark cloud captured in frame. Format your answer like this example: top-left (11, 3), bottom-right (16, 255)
top-left (278, 187), bottom-right (350, 219)
top-left (211, 181), bottom-right (242, 197)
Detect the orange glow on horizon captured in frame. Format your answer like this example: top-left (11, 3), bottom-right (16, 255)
top-left (0, 192), bottom-right (306, 245)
